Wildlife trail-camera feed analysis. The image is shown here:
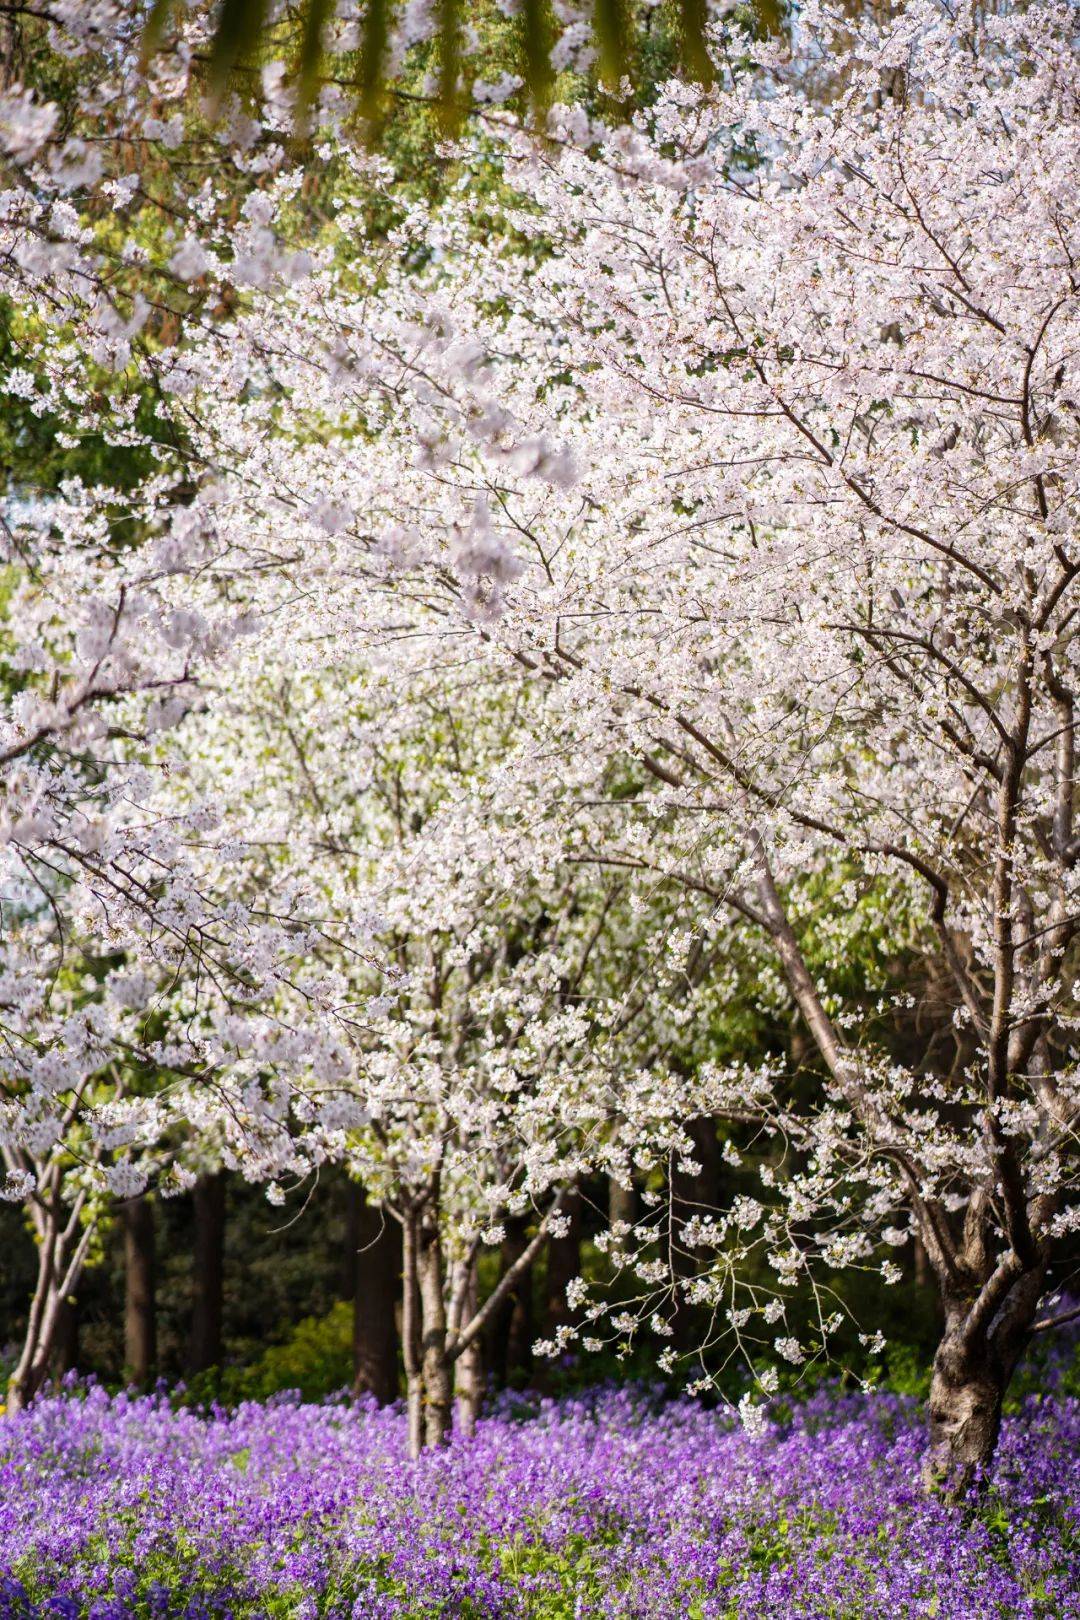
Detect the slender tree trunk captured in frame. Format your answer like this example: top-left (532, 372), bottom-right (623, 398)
top-left (403, 1197), bottom-right (565, 1454)
top-left (341, 1177), bottom-right (361, 1301)
top-left (417, 1220), bottom-right (452, 1448)
top-left (352, 1188), bottom-right (400, 1404)
top-left (7, 1201), bottom-right (95, 1414)
top-left (544, 1186), bottom-right (582, 1338)
top-left (50, 1293), bottom-right (79, 1378)
top-left (454, 1261), bottom-right (482, 1437)
top-left (402, 1210), bottom-right (424, 1460)
top-left (8, 1291), bottom-right (59, 1414)
top-left (189, 1172), bottom-right (225, 1376)
top-left (487, 1217), bottom-right (535, 1386)
top-left (123, 1195), bottom-right (156, 1388)
top-left (670, 1118), bottom-right (721, 1352)
top-left (0, 13), bottom-right (22, 90)
top-left (505, 1240), bottom-right (534, 1381)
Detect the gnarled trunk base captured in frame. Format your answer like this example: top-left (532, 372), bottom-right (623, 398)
top-left (923, 1266), bottom-right (1047, 1498)
top-left (925, 1347), bottom-right (1006, 1498)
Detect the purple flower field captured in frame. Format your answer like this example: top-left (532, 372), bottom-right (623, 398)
top-left (0, 1383), bottom-right (1077, 1620)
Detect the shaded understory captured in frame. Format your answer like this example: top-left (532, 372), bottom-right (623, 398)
top-left (0, 1380), bottom-right (1077, 1620)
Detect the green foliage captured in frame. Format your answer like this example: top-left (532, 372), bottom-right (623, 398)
top-left (877, 1340), bottom-right (933, 1402)
top-left (0, 309), bottom-right (161, 501)
top-left (186, 1300), bottom-right (356, 1405)
top-left (1005, 1322), bottom-right (1080, 1411)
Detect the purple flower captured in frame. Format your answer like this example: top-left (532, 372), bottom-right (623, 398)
top-left (0, 1381), bottom-right (1076, 1618)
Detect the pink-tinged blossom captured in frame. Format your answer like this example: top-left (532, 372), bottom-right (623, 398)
top-left (113, 0), bottom-right (1080, 1478)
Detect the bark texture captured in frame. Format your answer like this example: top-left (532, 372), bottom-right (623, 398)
top-left (351, 1187), bottom-right (400, 1404)
top-left (123, 1195), bottom-right (157, 1388)
top-left (924, 1265), bottom-right (1047, 1496)
top-left (50, 1292), bottom-right (79, 1377)
top-left (454, 1263), bottom-right (483, 1438)
top-left (402, 1211), bottom-right (424, 1459)
top-left (6, 1179), bottom-right (95, 1413)
top-left (417, 1218), bottom-right (452, 1448)
top-left (543, 1186), bottom-right (582, 1338)
top-left (189, 1172), bottom-right (226, 1376)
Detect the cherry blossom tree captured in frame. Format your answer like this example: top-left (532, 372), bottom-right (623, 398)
top-left (157, 631), bottom-right (724, 1453)
top-left (0, 2), bottom-right (372, 1404)
top-left (0, 920), bottom-right (184, 1412)
top-left (144, 0), bottom-right (1080, 1488)
top-left (5, 0), bottom-right (1078, 1495)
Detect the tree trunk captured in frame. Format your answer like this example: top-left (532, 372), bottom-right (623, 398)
top-left (402, 1211), bottom-right (424, 1459)
top-left (487, 1216), bottom-right (535, 1386)
top-left (924, 1267), bottom-right (1046, 1496)
top-left (50, 1292), bottom-right (79, 1378)
top-left (926, 1348), bottom-right (1007, 1495)
top-left (454, 1262), bottom-right (483, 1437)
top-left (123, 1195), bottom-right (157, 1388)
top-left (341, 1177), bottom-right (361, 1301)
top-left (608, 1171), bottom-right (637, 1275)
top-left (7, 1301), bottom-right (56, 1414)
top-left (7, 1201), bottom-right (95, 1414)
top-left (417, 1220), bottom-right (452, 1448)
top-left (505, 1245), bottom-right (534, 1380)
top-left (8, 1283), bottom-right (64, 1413)
top-left (608, 1173), bottom-right (637, 1237)
top-left (0, 13), bottom-right (22, 91)
top-left (544, 1186), bottom-right (582, 1338)
top-left (671, 1118), bottom-right (721, 1352)
top-left (188, 1172), bottom-right (225, 1376)
top-left (8, 1296), bottom-right (59, 1412)
top-left (351, 1188), bottom-right (400, 1404)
